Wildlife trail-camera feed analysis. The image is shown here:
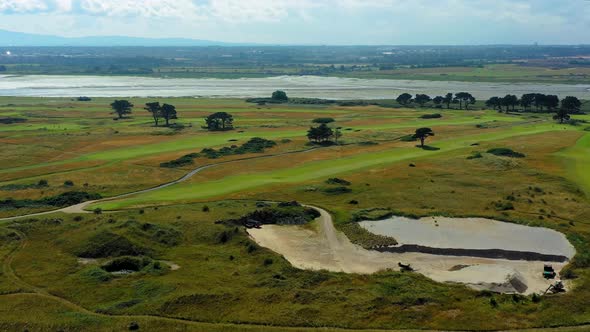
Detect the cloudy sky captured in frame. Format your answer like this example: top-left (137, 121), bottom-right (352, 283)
top-left (0, 0), bottom-right (588, 45)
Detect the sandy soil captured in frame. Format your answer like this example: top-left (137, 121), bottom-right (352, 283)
top-left (248, 206), bottom-right (566, 295)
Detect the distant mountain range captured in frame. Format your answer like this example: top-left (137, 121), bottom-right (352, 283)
top-left (0, 29), bottom-right (247, 47)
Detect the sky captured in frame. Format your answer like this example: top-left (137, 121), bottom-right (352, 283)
top-left (0, 0), bottom-right (589, 45)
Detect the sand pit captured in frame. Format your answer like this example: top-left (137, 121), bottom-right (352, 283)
top-left (248, 207), bottom-right (573, 295)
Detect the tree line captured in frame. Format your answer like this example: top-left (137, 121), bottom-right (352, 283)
top-left (485, 94), bottom-right (581, 113)
top-left (396, 92), bottom-right (476, 110)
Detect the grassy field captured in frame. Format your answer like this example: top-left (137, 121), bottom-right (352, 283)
top-left (1, 97), bottom-right (590, 331)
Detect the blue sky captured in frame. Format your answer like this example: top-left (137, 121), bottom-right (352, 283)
top-left (0, 0), bottom-right (588, 45)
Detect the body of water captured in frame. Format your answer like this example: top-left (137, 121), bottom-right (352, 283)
top-left (360, 216), bottom-right (575, 258)
top-left (0, 75), bottom-right (588, 99)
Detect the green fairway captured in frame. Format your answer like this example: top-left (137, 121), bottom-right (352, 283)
top-left (557, 132), bottom-right (590, 195)
top-left (94, 122), bottom-right (574, 210)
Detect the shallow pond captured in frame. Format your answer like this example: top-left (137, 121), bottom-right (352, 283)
top-left (359, 216), bottom-right (575, 259)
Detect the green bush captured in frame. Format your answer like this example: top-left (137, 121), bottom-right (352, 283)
top-left (76, 231), bottom-right (148, 258)
top-left (487, 148), bottom-right (525, 158)
top-left (420, 113), bottom-right (442, 119)
top-left (101, 256), bottom-right (152, 272)
top-left (322, 186), bottom-right (352, 195)
top-left (467, 152), bottom-right (483, 159)
top-left (0, 191), bottom-right (101, 210)
top-left (312, 117), bottom-right (335, 124)
top-left (326, 178), bottom-right (351, 186)
top-left (81, 266), bottom-right (113, 282)
top-left (160, 154), bottom-right (195, 168)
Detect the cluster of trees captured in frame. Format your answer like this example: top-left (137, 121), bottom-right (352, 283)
top-left (485, 94), bottom-right (581, 113)
top-left (144, 102), bottom-right (178, 126)
top-left (307, 123), bottom-right (342, 144)
top-left (205, 112), bottom-right (234, 131)
top-left (396, 92), bottom-right (476, 109)
top-left (485, 94), bottom-right (582, 123)
top-left (109, 100), bottom-right (178, 126)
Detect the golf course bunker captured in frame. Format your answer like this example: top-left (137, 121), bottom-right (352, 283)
top-left (359, 216), bottom-right (575, 262)
top-left (248, 207), bottom-right (575, 295)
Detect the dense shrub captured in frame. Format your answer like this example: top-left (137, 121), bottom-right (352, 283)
top-left (467, 152), bottom-right (483, 159)
top-left (322, 186), bottom-right (352, 195)
top-left (160, 154), bottom-right (195, 168)
top-left (325, 178), bottom-right (351, 186)
top-left (487, 148), bottom-right (525, 158)
top-left (42, 191), bottom-right (101, 206)
top-left (81, 266), bottom-right (113, 282)
top-left (101, 256), bottom-right (153, 272)
top-left (0, 191), bottom-right (101, 210)
top-left (161, 138), bottom-right (276, 167)
top-left (0, 179), bottom-right (49, 191)
top-left (76, 231), bottom-right (148, 258)
top-left (0, 117), bottom-right (27, 124)
top-left (231, 203), bottom-right (320, 226)
top-left (420, 113), bottom-right (442, 119)
top-left (312, 117), bottom-right (335, 124)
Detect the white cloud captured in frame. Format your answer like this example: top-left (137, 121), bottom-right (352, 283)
top-left (0, 0), bottom-right (48, 12)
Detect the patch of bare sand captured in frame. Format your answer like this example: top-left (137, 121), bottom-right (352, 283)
top-left (248, 207), bottom-right (566, 295)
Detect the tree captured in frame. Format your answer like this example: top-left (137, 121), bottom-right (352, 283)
top-left (205, 112), bottom-right (234, 131)
top-left (396, 93), bottom-right (413, 106)
top-left (501, 94), bottom-right (518, 112)
top-left (485, 97), bottom-right (502, 111)
top-left (432, 96), bottom-right (444, 107)
top-left (442, 93), bottom-right (453, 109)
top-left (533, 93), bottom-right (546, 112)
top-left (561, 96), bottom-right (581, 114)
top-left (553, 107), bottom-right (571, 124)
top-left (465, 95), bottom-right (476, 110)
top-left (144, 102), bottom-right (161, 126)
top-left (520, 93), bottom-right (535, 112)
top-left (413, 127), bottom-right (435, 147)
top-left (544, 95), bottom-right (559, 111)
top-left (110, 100), bottom-right (133, 119)
top-left (307, 123), bottom-right (334, 143)
top-left (414, 94), bottom-right (432, 107)
top-left (454, 92), bottom-right (474, 110)
top-left (271, 90), bottom-right (288, 102)
top-left (160, 103), bottom-right (177, 127)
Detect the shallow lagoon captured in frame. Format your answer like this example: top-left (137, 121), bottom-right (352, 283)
top-left (1, 74), bottom-right (589, 99)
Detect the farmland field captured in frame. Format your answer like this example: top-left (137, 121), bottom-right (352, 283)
top-left (1, 96), bottom-right (590, 331)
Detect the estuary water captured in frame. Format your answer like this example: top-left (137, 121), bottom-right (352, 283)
top-left (0, 74), bottom-right (588, 99)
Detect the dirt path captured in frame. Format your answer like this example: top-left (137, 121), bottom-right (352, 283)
top-left (248, 206), bottom-right (566, 295)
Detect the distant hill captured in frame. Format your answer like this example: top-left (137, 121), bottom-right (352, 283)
top-left (0, 29), bottom-right (245, 47)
